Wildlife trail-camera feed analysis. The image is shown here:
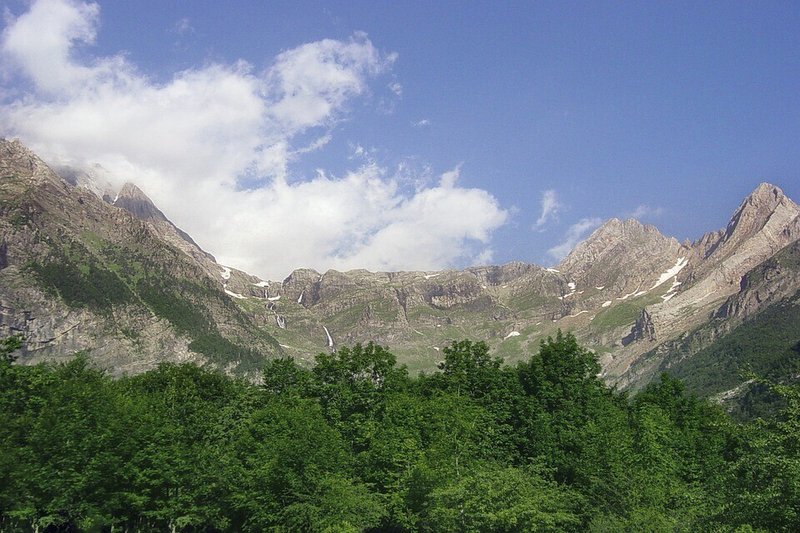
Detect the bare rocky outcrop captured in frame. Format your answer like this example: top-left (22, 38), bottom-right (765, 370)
top-left (606, 185), bottom-right (800, 386)
top-left (622, 309), bottom-right (656, 345)
top-left (3, 139), bottom-right (799, 391)
top-left (559, 218), bottom-right (685, 296)
top-left (0, 138), bottom-right (281, 374)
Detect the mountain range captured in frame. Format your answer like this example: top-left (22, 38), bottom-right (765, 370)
top-left (2, 138), bottom-right (799, 406)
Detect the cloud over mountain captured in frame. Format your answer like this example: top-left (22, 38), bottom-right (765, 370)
top-left (0, 0), bottom-right (507, 279)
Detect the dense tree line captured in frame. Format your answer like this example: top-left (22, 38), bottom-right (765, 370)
top-left (1, 332), bottom-right (797, 532)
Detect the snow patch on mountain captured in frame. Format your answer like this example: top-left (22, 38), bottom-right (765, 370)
top-left (617, 287), bottom-right (647, 300)
top-left (650, 257), bottom-right (688, 290)
top-left (661, 278), bottom-right (682, 301)
top-left (224, 289), bottom-right (245, 299)
top-left (559, 289), bottom-right (577, 300)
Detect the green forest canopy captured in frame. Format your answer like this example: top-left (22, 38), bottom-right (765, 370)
top-left (1, 333), bottom-right (798, 532)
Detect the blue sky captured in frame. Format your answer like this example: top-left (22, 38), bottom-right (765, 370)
top-left (2, 0), bottom-right (799, 279)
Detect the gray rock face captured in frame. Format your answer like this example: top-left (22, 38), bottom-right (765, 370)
top-left (559, 218), bottom-right (685, 296)
top-left (0, 138), bottom-right (281, 375)
top-left (113, 183), bottom-right (168, 222)
top-left (606, 184), bottom-right (800, 387)
top-left (2, 139), bottom-right (799, 392)
top-left (621, 238), bottom-right (800, 391)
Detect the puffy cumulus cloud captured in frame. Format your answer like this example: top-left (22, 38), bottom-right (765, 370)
top-left (547, 217), bottom-right (602, 261)
top-left (533, 189), bottom-right (561, 230)
top-left (0, 0), bottom-right (507, 279)
top-left (266, 31), bottom-right (395, 133)
top-left (327, 167), bottom-right (506, 272)
top-left (1, 0), bottom-right (102, 93)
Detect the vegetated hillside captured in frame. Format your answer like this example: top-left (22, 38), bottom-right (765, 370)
top-left (0, 139), bottom-right (282, 374)
top-left (1, 333), bottom-right (798, 532)
top-left (625, 238), bottom-right (800, 415)
top-left (666, 294), bottom-right (800, 418)
top-left (4, 138), bottom-right (800, 393)
top-left (238, 182), bottom-right (800, 393)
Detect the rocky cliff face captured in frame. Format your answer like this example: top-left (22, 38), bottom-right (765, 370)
top-left (590, 184), bottom-right (800, 389)
top-left (112, 183), bottom-right (169, 222)
top-left (620, 238), bottom-right (800, 394)
top-left (0, 139), bottom-right (281, 375)
top-left (3, 140), bottom-right (799, 391)
top-left (558, 218), bottom-right (685, 296)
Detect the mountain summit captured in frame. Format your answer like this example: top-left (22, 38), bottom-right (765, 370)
top-left (558, 218), bottom-right (683, 296)
top-left (113, 183), bottom-right (168, 222)
top-left (0, 139), bottom-right (281, 375)
top-left (696, 183), bottom-right (800, 261)
top-left (1, 140), bottom-right (799, 400)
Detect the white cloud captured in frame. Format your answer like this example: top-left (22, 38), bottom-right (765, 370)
top-left (547, 217), bottom-right (602, 261)
top-left (266, 31), bottom-right (394, 133)
top-left (472, 248), bottom-right (495, 266)
top-left (388, 81), bottom-right (402, 96)
top-left (1, 0), bottom-right (103, 94)
top-left (627, 204), bottom-right (664, 220)
top-left (412, 118), bottom-right (431, 127)
top-left (533, 189), bottom-right (561, 230)
top-left (0, 0), bottom-right (507, 280)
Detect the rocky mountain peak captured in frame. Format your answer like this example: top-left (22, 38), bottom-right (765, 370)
top-left (557, 216), bottom-right (683, 294)
top-left (283, 268), bottom-right (322, 285)
top-left (559, 217), bottom-right (675, 270)
top-left (110, 181), bottom-right (219, 267)
top-left (728, 183), bottom-right (791, 231)
top-left (55, 164), bottom-right (117, 203)
top-left (597, 217), bottom-right (663, 238)
top-left (728, 183), bottom-right (795, 234)
top-left (113, 182), bottom-right (167, 222)
top-left (747, 182), bottom-right (785, 206)
top-left (697, 183), bottom-right (800, 261)
top-left (0, 138), bottom-right (61, 188)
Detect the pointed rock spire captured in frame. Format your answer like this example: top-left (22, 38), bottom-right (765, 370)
top-left (700, 183), bottom-right (800, 260)
top-left (113, 182), bottom-right (167, 222)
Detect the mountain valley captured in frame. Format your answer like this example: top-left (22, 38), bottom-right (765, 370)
top-left (2, 138), bottom-right (799, 402)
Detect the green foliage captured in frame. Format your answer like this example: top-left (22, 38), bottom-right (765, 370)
top-left (24, 235), bottom-right (275, 369)
top-left (665, 294), bottom-right (800, 415)
top-left (262, 356), bottom-right (313, 397)
top-left (591, 300), bottom-right (644, 329)
top-left (590, 292), bottom-right (664, 332)
top-left (0, 334), bottom-right (790, 531)
top-left (26, 241), bottom-right (134, 312)
top-left (0, 334), bottom-right (22, 364)
top-left (421, 463), bottom-right (580, 532)
top-left (719, 380), bottom-right (800, 531)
